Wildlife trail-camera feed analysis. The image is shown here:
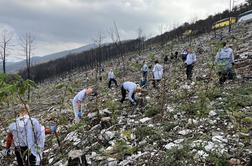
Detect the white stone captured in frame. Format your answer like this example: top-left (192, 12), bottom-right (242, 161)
top-left (209, 119), bottom-right (217, 125)
top-left (145, 96), bottom-right (151, 101)
top-left (167, 106), bottom-right (175, 113)
top-left (64, 131), bottom-right (81, 145)
top-left (104, 131), bottom-right (116, 140)
top-left (209, 110), bottom-right (217, 117)
top-left (48, 158), bottom-right (54, 164)
top-left (174, 139), bottom-right (184, 144)
top-left (204, 142), bottom-right (215, 152)
top-left (195, 150), bottom-right (209, 159)
top-left (105, 146), bottom-right (113, 151)
top-left (164, 142), bottom-right (177, 150)
top-left (212, 135), bottom-right (228, 143)
top-left (188, 118), bottom-right (198, 125)
top-left (139, 117), bottom-right (152, 123)
top-left (178, 129), bottom-right (192, 136)
top-left (181, 84), bottom-right (191, 90)
top-left (148, 124), bottom-right (154, 127)
top-left (107, 158), bottom-right (118, 166)
top-left (68, 150), bottom-right (83, 160)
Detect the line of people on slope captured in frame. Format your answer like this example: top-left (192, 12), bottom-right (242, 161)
top-left (3, 41), bottom-right (235, 166)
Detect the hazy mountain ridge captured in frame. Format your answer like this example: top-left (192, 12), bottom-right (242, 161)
top-left (2, 43), bottom-right (97, 73)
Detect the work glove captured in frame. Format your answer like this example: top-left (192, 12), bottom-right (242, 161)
top-left (4, 149), bottom-right (11, 156)
top-left (131, 101), bottom-right (137, 106)
top-left (35, 145), bottom-right (42, 154)
top-left (0, 149), bottom-right (10, 159)
top-left (50, 123), bottom-right (57, 134)
top-left (78, 111), bottom-right (83, 119)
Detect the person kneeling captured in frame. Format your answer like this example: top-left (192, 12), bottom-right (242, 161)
top-left (120, 81), bottom-right (141, 106)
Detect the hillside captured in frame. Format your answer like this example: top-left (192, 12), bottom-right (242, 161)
top-left (2, 43), bottom-right (97, 73)
top-left (0, 22), bottom-right (252, 166)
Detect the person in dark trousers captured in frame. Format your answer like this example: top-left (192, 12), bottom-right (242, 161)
top-left (215, 42), bottom-right (235, 85)
top-left (120, 81), bottom-right (141, 105)
top-left (164, 55), bottom-right (168, 64)
top-left (184, 48), bottom-right (197, 81)
top-left (141, 61), bottom-right (148, 80)
top-left (152, 60), bottom-right (163, 88)
top-left (174, 51), bottom-right (178, 59)
top-left (5, 104), bottom-right (45, 166)
top-left (108, 69), bottom-right (118, 88)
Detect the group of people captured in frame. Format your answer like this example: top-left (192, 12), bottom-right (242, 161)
top-left (4, 41), bottom-right (235, 166)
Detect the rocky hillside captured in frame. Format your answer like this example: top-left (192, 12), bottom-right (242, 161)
top-left (0, 22), bottom-right (252, 166)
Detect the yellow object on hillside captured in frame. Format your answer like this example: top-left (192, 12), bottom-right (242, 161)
top-left (212, 17), bottom-right (237, 29)
top-left (183, 29), bottom-right (192, 36)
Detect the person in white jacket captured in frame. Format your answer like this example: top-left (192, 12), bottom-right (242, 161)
top-left (6, 104), bottom-right (45, 166)
top-left (72, 88), bottom-right (94, 123)
top-left (152, 60), bottom-right (163, 88)
top-left (108, 69), bottom-right (118, 88)
top-left (184, 48), bottom-right (197, 80)
top-left (120, 81), bottom-right (141, 105)
top-left (215, 42), bottom-right (235, 85)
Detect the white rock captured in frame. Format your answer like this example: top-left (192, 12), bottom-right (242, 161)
top-left (100, 109), bottom-right (112, 115)
top-left (68, 150), bottom-right (83, 159)
top-left (139, 117), bottom-right (152, 123)
top-left (103, 131), bottom-right (116, 140)
top-left (229, 158), bottom-right (241, 165)
top-left (108, 160), bottom-right (118, 166)
top-left (195, 150), bottom-right (209, 160)
top-left (167, 106), bottom-right (175, 113)
top-left (164, 142), bottom-right (177, 150)
top-left (209, 119), bottom-right (217, 125)
top-left (64, 131), bottom-right (81, 145)
top-left (178, 129), bottom-right (192, 136)
top-left (118, 159), bottom-right (132, 166)
top-left (181, 84), bottom-right (191, 90)
top-left (174, 139), bottom-right (184, 144)
top-left (188, 118), bottom-right (198, 125)
top-left (204, 142), bottom-right (215, 152)
top-left (101, 117), bottom-right (112, 122)
top-left (48, 158), bottom-right (54, 164)
top-left (209, 110), bottom-right (217, 117)
top-left (212, 135), bottom-right (228, 143)
top-left (105, 146), bottom-right (113, 151)
top-left (148, 124), bottom-right (154, 127)
top-left (145, 96), bottom-right (151, 101)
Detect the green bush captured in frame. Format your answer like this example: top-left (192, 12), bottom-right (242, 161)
top-left (106, 140), bottom-right (137, 160)
top-left (144, 105), bottom-right (161, 117)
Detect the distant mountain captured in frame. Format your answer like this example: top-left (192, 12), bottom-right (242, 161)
top-left (3, 43), bottom-right (97, 73)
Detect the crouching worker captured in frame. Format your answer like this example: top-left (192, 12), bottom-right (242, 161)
top-left (72, 87), bottom-right (94, 123)
top-left (5, 104), bottom-right (45, 166)
top-left (120, 81), bottom-right (142, 106)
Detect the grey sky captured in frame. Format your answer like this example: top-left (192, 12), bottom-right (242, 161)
top-left (0, 0), bottom-right (246, 62)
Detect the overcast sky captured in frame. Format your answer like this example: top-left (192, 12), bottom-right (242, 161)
top-left (0, 0), bottom-right (246, 62)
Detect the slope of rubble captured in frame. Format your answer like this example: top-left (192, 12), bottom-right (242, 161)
top-left (0, 22), bottom-right (252, 166)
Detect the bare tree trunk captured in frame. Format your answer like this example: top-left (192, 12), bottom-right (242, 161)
top-left (109, 22), bottom-right (126, 80)
top-left (21, 33), bottom-right (34, 99)
top-left (0, 30), bottom-right (12, 73)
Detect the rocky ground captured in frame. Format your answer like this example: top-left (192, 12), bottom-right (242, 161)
top-left (0, 22), bottom-right (252, 166)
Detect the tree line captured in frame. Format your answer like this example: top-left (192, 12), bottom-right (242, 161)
top-left (145, 2), bottom-right (252, 46)
top-left (18, 39), bottom-right (142, 82)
